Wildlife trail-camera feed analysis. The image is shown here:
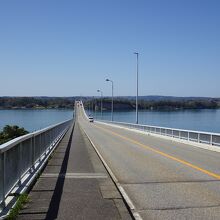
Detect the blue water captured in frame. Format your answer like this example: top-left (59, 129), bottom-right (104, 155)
top-left (0, 109), bottom-right (73, 132)
top-left (87, 109), bottom-right (220, 133)
top-left (1, 109), bottom-right (220, 134)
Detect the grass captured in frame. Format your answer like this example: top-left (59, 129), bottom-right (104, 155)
top-left (7, 193), bottom-right (29, 220)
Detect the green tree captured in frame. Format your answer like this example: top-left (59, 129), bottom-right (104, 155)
top-left (0, 125), bottom-right (29, 145)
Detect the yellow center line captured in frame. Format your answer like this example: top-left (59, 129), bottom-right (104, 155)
top-left (93, 123), bottom-right (220, 180)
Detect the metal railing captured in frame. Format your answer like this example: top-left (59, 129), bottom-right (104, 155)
top-left (97, 120), bottom-right (220, 147)
top-left (0, 119), bottom-right (73, 208)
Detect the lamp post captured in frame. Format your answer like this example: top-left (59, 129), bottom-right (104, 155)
top-left (88, 100), bottom-right (91, 114)
top-left (94, 98), bottom-right (97, 119)
top-left (134, 52), bottom-right (139, 124)
top-left (97, 90), bottom-right (103, 119)
top-left (92, 96), bottom-right (96, 117)
top-left (106, 78), bottom-right (114, 121)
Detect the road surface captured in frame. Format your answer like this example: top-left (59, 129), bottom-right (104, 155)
top-left (78, 105), bottom-right (220, 220)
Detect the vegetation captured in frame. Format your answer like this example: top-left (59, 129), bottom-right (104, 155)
top-left (7, 193), bottom-right (29, 220)
top-left (0, 96), bottom-right (219, 111)
top-left (84, 98), bottom-right (220, 111)
top-left (0, 125), bottom-right (29, 145)
top-left (0, 97), bottom-right (75, 109)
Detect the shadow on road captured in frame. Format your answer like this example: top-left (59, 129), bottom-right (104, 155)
top-left (45, 124), bottom-right (74, 219)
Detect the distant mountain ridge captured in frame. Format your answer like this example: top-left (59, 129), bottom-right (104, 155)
top-left (1, 96), bottom-right (219, 110)
top-left (1, 95), bottom-right (219, 101)
top-left (114, 96), bottom-right (220, 101)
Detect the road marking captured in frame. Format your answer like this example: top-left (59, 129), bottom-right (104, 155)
top-left (118, 185), bottom-right (135, 210)
top-left (93, 124), bottom-right (220, 180)
top-left (41, 172), bottom-right (108, 179)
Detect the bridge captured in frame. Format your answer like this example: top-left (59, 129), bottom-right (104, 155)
top-left (1, 101), bottom-right (220, 219)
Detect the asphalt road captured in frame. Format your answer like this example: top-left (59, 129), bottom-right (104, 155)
top-left (78, 105), bottom-right (220, 220)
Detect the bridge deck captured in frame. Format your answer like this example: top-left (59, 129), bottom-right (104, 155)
top-left (17, 119), bottom-right (131, 219)
top-left (16, 103), bottom-right (220, 220)
top-left (78, 105), bottom-right (220, 220)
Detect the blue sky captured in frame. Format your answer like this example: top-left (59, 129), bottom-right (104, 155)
top-left (0, 0), bottom-right (220, 97)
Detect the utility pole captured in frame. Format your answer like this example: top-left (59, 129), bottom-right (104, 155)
top-left (134, 52), bottom-right (139, 124)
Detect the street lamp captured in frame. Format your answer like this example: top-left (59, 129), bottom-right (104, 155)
top-left (106, 78), bottom-right (114, 121)
top-left (97, 89), bottom-right (103, 119)
top-left (134, 52), bottom-right (139, 124)
top-left (92, 96), bottom-right (95, 113)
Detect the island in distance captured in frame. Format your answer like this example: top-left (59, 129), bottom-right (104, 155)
top-left (0, 96), bottom-right (219, 111)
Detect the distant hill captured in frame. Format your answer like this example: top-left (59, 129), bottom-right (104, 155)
top-left (116, 96), bottom-right (220, 101)
top-left (0, 96), bottom-right (220, 110)
top-left (2, 95), bottom-right (219, 101)
top-left (84, 96), bottom-right (220, 111)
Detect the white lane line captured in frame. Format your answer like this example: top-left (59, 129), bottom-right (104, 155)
top-left (41, 172), bottom-right (108, 179)
top-left (133, 212), bottom-right (143, 220)
top-left (118, 185), bottom-right (135, 210)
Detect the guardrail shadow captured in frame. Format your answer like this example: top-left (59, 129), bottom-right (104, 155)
top-left (45, 124), bottom-right (74, 219)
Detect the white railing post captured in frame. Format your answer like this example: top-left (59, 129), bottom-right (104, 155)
top-left (39, 133), bottom-right (42, 161)
top-left (18, 143), bottom-right (22, 186)
top-left (0, 153), bottom-right (6, 211)
top-left (31, 136), bottom-right (35, 173)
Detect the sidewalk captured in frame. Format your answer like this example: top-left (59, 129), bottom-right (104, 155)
top-left (17, 121), bottom-right (131, 220)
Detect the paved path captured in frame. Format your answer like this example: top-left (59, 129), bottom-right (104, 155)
top-left (17, 117), bottom-right (131, 219)
top-left (78, 105), bottom-right (220, 220)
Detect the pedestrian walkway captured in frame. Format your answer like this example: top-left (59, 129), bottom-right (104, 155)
top-left (17, 120), bottom-right (131, 220)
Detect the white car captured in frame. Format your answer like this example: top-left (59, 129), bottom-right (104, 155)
top-left (88, 116), bottom-right (94, 122)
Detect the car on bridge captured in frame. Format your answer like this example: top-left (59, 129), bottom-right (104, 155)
top-left (88, 116), bottom-right (94, 122)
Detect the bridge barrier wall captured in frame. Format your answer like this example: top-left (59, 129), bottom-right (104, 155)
top-left (0, 119), bottom-right (73, 209)
top-left (81, 102), bottom-right (220, 149)
top-left (96, 120), bottom-right (220, 147)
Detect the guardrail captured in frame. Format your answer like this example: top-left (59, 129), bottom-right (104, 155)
top-left (97, 120), bottom-right (220, 147)
top-left (0, 119), bottom-right (73, 209)
top-left (81, 101), bottom-right (220, 147)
